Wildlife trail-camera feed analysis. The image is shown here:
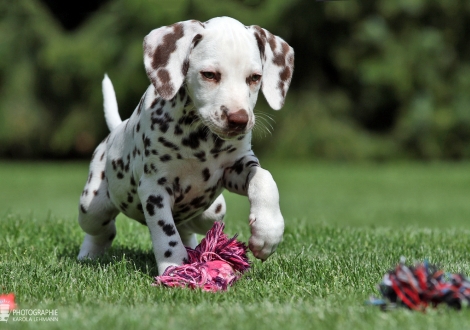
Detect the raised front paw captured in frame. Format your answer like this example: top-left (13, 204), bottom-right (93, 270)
top-left (248, 209), bottom-right (284, 261)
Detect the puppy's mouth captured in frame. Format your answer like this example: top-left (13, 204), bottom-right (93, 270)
top-left (210, 127), bottom-right (249, 140)
top-left (222, 130), bottom-right (247, 139)
top-left (209, 122), bottom-right (253, 140)
top-left (201, 116), bottom-right (253, 140)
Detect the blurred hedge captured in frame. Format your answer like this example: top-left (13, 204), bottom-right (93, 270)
top-left (1, 0), bottom-right (470, 160)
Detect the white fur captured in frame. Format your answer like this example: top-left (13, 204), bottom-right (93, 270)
top-left (102, 74), bottom-right (121, 131)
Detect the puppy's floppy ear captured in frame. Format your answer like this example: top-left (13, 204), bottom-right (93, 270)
top-left (144, 20), bottom-right (205, 100)
top-left (248, 26), bottom-right (294, 110)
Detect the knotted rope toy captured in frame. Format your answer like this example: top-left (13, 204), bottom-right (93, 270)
top-left (154, 222), bottom-right (250, 292)
top-left (368, 257), bottom-right (470, 311)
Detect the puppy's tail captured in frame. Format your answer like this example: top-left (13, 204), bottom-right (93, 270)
top-left (102, 74), bottom-right (122, 131)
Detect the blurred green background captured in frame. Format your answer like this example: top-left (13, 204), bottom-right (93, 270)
top-left (1, 0), bottom-right (470, 161)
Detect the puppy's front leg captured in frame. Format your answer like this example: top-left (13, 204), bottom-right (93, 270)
top-left (224, 156), bottom-right (284, 261)
top-left (246, 167), bottom-right (284, 260)
top-left (138, 181), bottom-right (188, 275)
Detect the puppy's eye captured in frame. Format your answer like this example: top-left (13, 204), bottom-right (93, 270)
top-left (250, 74), bottom-right (262, 83)
top-left (201, 72), bottom-right (216, 80)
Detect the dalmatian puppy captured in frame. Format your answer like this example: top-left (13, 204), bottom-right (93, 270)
top-left (78, 16), bottom-right (294, 275)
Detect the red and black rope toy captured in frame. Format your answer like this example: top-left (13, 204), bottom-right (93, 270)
top-left (368, 258), bottom-right (470, 311)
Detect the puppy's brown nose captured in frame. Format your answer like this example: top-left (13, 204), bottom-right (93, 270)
top-left (227, 109), bottom-right (248, 130)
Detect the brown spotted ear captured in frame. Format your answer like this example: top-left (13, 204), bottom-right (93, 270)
top-left (249, 26), bottom-right (294, 110)
top-left (143, 20), bottom-right (205, 100)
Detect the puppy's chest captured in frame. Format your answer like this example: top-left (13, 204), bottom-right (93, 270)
top-left (134, 132), bottom-right (240, 221)
top-left (161, 163), bottom-right (225, 221)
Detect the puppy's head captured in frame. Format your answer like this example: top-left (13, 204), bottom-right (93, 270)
top-left (143, 17), bottom-right (294, 139)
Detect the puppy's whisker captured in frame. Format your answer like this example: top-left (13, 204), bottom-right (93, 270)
top-left (256, 116), bottom-right (274, 132)
top-left (202, 126), bottom-right (211, 138)
top-left (252, 121), bottom-right (270, 139)
top-left (254, 111), bottom-right (275, 125)
top-left (252, 112), bottom-right (274, 139)
top-left (187, 117), bottom-right (202, 131)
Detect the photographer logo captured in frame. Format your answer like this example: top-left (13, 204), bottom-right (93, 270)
top-left (0, 294), bottom-right (58, 323)
top-left (0, 302), bottom-right (10, 322)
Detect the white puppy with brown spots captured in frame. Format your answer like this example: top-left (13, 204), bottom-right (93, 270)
top-left (78, 17), bottom-right (294, 275)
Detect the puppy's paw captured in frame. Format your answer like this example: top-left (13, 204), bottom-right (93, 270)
top-left (77, 239), bottom-right (112, 260)
top-left (248, 208), bottom-right (284, 261)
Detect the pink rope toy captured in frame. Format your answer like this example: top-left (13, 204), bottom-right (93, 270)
top-left (154, 222), bottom-right (250, 292)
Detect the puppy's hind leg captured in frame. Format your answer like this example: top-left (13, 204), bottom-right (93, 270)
top-left (78, 146), bottom-right (119, 260)
top-left (78, 208), bottom-right (119, 260)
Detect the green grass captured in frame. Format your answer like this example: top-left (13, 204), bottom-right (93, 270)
top-left (1, 161), bottom-right (470, 329)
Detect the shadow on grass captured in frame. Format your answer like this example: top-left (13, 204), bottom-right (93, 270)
top-left (57, 245), bottom-right (159, 277)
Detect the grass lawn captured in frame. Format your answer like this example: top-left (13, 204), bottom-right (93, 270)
top-left (1, 160), bottom-right (470, 329)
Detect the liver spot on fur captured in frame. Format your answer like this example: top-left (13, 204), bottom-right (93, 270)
top-left (150, 23), bottom-right (184, 70)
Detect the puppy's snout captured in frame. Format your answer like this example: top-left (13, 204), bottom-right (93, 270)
top-left (226, 109), bottom-right (249, 130)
